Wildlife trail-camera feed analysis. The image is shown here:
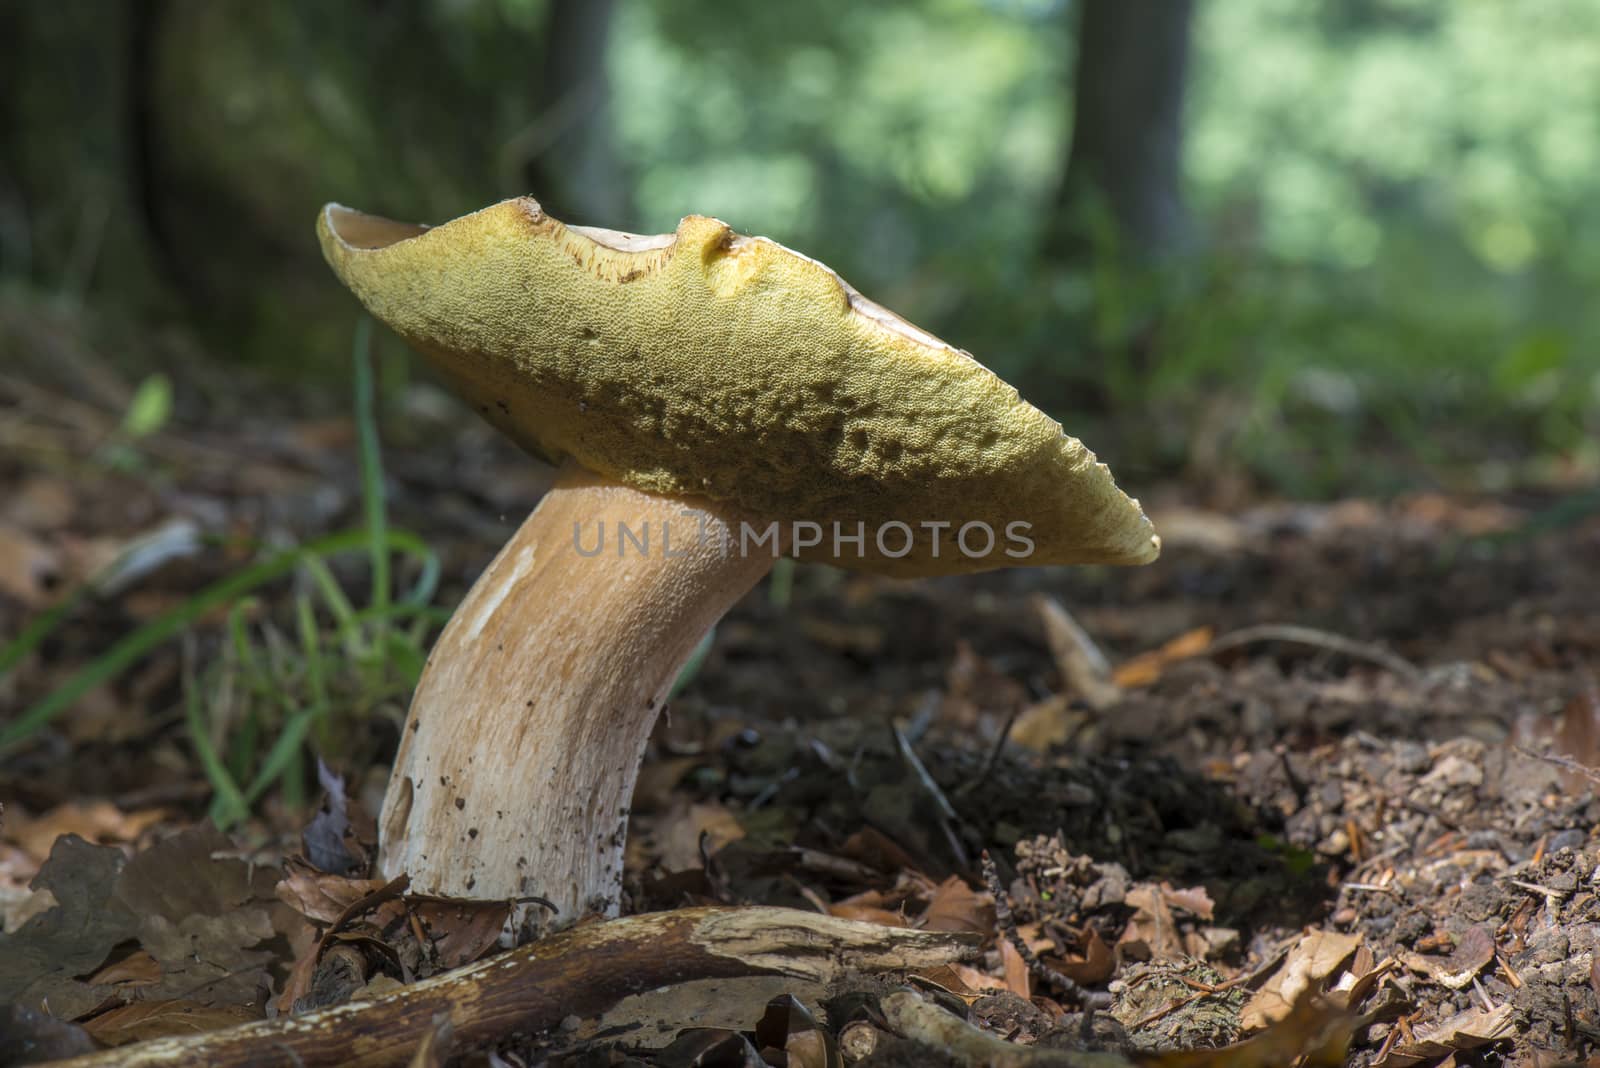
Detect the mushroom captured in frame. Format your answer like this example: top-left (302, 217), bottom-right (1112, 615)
top-left (317, 197), bottom-right (1159, 932)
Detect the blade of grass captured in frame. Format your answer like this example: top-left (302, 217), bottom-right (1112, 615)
top-left (353, 318), bottom-right (390, 624)
top-left (241, 704), bottom-right (321, 807)
top-left (186, 682), bottom-right (249, 828)
top-left (0, 527), bottom-right (435, 754)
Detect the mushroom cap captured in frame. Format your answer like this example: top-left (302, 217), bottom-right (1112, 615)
top-left (318, 198), bottom-right (1159, 576)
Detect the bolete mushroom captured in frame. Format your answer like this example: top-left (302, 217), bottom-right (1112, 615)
top-left (317, 197), bottom-right (1158, 931)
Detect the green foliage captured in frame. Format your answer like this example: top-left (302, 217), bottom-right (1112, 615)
top-left (9, 0), bottom-right (1597, 492)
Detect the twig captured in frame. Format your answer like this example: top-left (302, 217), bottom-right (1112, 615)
top-left (1511, 745), bottom-right (1600, 787)
top-left (882, 991), bottom-right (1128, 1068)
top-left (955, 705), bottom-right (1023, 798)
top-left (1206, 623), bottom-right (1419, 679)
top-left (981, 852), bottom-right (1108, 1010)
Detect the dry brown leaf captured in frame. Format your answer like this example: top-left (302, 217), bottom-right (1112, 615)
top-left (1113, 627), bottom-right (1215, 688)
top-left (85, 949), bottom-right (160, 988)
top-left (1052, 926), bottom-right (1116, 985)
top-left (411, 897), bottom-right (510, 969)
top-left (4, 802), bottom-right (167, 862)
top-left (1118, 883), bottom-right (1184, 961)
top-left (1161, 883), bottom-right (1216, 922)
top-left (1371, 1003), bottom-right (1516, 1068)
top-left (1009, 694), bottom-right (1082, 753)
top-left (81, 999), bottom-right (258, 1046)
top-left (1151, 991), bottom-right (1354, 1067)
top-left (941, 962), bottom-right (1005, 1000)
top-left (1397, 925), bottom-right (1496, 990)
top-left (1241, 930), bottom-right (1362, 1031)
top-left (999, 938), bottom-right (1030, 1000)
top-left (655, 800), bottom-right (745, 872)
top-left (840, 827), bottom-right (923, 876)
top-left (275, 857), bottom-right (387, 925)
top-left (920, 876), bottom-right (993, 936)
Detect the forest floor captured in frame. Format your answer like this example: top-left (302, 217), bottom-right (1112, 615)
top-left (1, 353), bottom-right (1598, 1067)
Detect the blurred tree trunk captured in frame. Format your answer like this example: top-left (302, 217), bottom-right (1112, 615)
top-left (0, 1), bottom-right (173, 307)
top-left (521, 0), bottom-right (631, 226)
top-left (1048, 0), bottom-right (1195, 263)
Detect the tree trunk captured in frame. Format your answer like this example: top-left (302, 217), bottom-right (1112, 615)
top-left (1049, 0), bottom-right (1195, 263)
top-left (520, 0), bottom-right (630, 226)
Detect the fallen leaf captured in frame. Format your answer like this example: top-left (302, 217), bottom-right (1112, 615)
top-left (1397, 925), bottom-right (1496, 990)
top-left (0, 835), bottom-right (138, 1019)
top-left (411, 897), bottom-right (511, 969)
top-left (920, 876), bottom-right (993, 937)
top-left (1152, 991), bottom-right (1354, 1067)
top-left (1053, 926), bottom-right (1116, 985)
top-left (655, 800), bottom-right (745, 873)
top-left (999, 938), bottom-right (1030, 1000)
top-left (1241, 930), bottom-right (1362, 1031)
top-left (1009, 694), bottom-right (1083, 753)
top-left (85, 949), bottom-right (161, 988)
top-left (81, 999), bottom-right (258, 1046)
top-left (1118, 883), bottom-right (1184, 961)
top-left (1372, 1003), bottom-right (1516, 1068)
top-left (3, 801), bottom-right (167, 862)
top-left (276, 856), bottom-right (387, 925)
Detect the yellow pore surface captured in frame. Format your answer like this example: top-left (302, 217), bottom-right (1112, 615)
top-left (318, 198), bottom-right (1158, 576)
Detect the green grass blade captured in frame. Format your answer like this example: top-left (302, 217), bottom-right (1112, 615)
top-left (186, 685), bottom-right (248, 829)
top-left (353, 318), bottom-right (390, 622)
top-left (0, 527), bottom-right (426, 754)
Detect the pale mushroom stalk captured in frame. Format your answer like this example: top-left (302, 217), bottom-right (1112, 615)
top-left (380, 465), bottom-right (772, 922)
top-left (318, 196), bottom-right (1159, 934)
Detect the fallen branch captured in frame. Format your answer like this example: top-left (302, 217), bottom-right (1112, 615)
top-left (50, 907), bottom-right (976, 1068)
top-left (1206, 623), bottom-right (1419, 680)
top-left (882, 991), bottom-right (1129, 1067)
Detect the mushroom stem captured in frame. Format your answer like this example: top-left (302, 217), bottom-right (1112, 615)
top-left (378, 463), bottom-right (773, 929)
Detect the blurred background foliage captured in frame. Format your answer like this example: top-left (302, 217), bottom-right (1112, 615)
top-left (2, 0), bottom-right (1596, 498)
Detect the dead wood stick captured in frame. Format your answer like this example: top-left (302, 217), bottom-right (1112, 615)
top-left (1205, 623), bottom-right (1419, 679)
top-left (1032, 596), bottom-right (1123, 712)
top-left (881, 991), bottom-right (1131, 1067)
top-left (51, 907), bottom-right (976, 1068)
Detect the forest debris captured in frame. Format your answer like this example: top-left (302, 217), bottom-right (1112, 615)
top-left (883, 989), bottom-right (1122, 1067)
top-left (1011, 694), bottom-right (1084, 752)
top-left (653, 799), bottom-right (746, 872)
top-left (275, 856), bottom-right (387, 925)
top-left (1117, 884), bottom-right (1213, 962)
top-left (1240, 930), bottom-right (1361, 1031)
top-left (80, 1000), bottom-right (258, 1047)
top-left (1206, 623), bottom-right (1419, 680)
top-left (1370, 1002), bottom-right (1515, 1068)
top-left (44, 907), bottom-right (977, 1068)
top-left (1112, 627), bottom-right (1215, 688)
top-left (1397, 925), bottom-right (1496, 990)
top-left (0, 829), bottom-right (278, 1021)
top-left (1033, 595), bottom-right (1122, 711)
top-left (754, 994), bottom-right (838, 1068)
top-left (3, 801), bottom-right (167, 862)
top-left (921, 875), bottom-right (994, 937)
